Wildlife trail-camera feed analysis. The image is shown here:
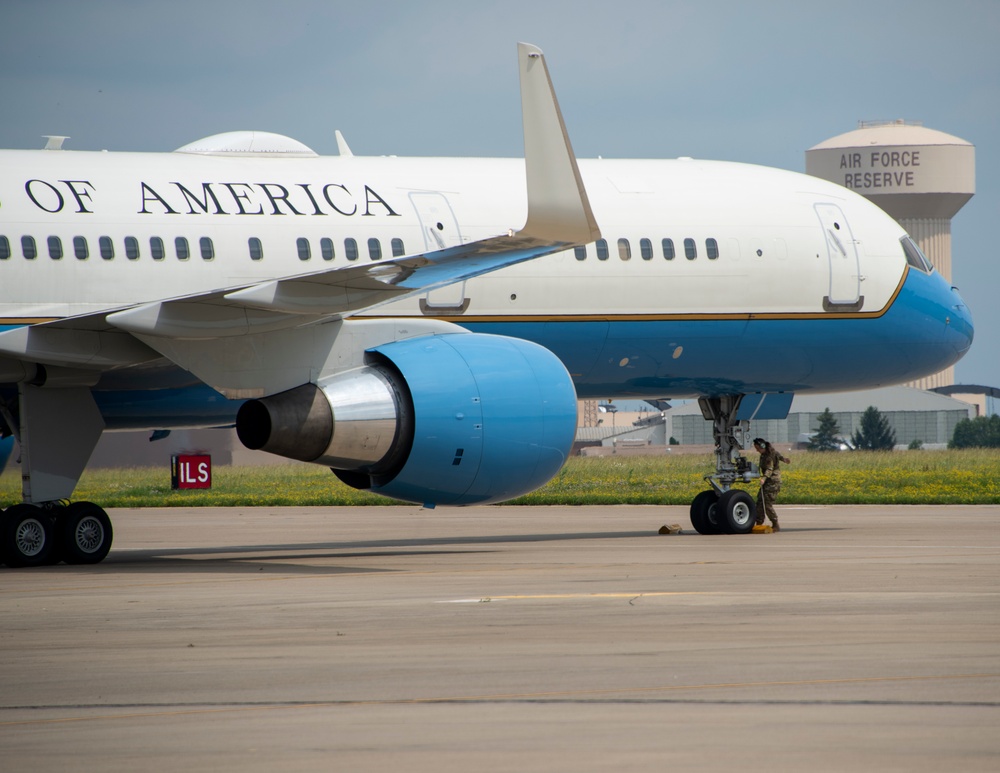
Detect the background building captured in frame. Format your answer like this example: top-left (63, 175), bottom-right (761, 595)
top-left (663, 387), bottom-right (973, 450)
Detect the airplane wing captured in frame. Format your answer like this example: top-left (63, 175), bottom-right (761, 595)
top-left (0, 43), bottom-right (599, 373)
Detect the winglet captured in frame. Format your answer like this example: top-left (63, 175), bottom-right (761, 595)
top-left (516, 43), bottom-right (601, 245)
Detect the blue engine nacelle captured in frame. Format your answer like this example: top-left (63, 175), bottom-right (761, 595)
top-left (236, 333), bottom-right (578, 506)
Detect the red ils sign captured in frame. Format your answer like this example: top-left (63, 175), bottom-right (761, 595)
top-left (171, 454), bottom-right (212, 489)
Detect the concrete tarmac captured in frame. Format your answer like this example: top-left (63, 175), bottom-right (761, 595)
top-left (1, 504), bottom-right (999, 771)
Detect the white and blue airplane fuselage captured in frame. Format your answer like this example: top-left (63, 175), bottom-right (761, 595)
top-left (1, 152), bottom-right (970, 394)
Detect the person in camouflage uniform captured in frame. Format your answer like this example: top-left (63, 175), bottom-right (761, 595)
top-left (753, 438), bottom-right (790, 531)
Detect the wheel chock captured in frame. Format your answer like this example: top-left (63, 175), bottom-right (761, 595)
top-left (751, 524), bottom-right (773, 534)
top-left (658, 524), bottom-right (682, 535)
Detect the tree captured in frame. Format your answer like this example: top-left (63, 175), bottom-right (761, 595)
top-left (807, 408), bottom-right (843, 452)
top-left (949, 415), bottom-right (1000, 448)
top-left (852, 406), bottom-right (896, 451)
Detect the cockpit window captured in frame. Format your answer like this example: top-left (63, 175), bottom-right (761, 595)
top-left (901, 236), bottom-right (933, 274)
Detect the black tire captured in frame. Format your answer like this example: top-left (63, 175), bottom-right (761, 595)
top-left (690, 489), bottom-right (723, 535)
top-left (1, 504), bottom-right (56, 567)
top-left (718, 489), bottom-right (757, 534)
top-left (58, 502), bottom-right (113, 565)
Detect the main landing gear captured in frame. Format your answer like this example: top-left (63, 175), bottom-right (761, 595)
top-left (1, 501), bottom-right (113, 567)
top-left (1, 383), bottom-right (113, 568)
top-left (688, 396), bottom-right (759, 535)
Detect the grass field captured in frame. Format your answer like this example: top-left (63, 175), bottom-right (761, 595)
top-left (3, 449), bottom-right (998, 506)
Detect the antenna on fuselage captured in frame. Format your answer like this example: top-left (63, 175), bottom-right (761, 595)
top-left (43, 136), bottom-right (69, 150)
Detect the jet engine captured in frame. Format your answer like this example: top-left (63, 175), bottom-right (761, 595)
top-left (236, 333), bottom-right (578, 506)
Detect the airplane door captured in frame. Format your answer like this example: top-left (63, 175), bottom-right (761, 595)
top-left (814, 203), bottom-right (861, 307)
top-left (410, 192), bottom-right (468, 313)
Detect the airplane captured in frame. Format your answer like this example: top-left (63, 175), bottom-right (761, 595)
top-left (0, 44), bottom-right (974, 567)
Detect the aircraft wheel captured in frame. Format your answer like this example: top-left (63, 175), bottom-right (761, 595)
top-left (690, 489), bottom-right (723, 535)
top-left (718, 489), bottom-right (756, 534)
top-left (1, 504), bottom-right (56, 567)
top-left (59, 502), bottom-right (113, 565)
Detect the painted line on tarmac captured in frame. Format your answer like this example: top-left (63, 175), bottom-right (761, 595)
top-left (440, 591), bottom-right (713, 603)
top-left (2, 673), bottom-right (997, 727)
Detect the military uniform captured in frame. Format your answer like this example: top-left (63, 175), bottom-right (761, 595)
top-left (755, 445), bottom-right (788, 529)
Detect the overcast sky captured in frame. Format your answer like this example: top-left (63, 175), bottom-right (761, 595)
top-left (2, 0), bottom-right (998, 388)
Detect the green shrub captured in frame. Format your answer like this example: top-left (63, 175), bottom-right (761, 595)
top-left (950, 415), bottom-right (1000, 449)
top-left (807, 407), bottom-right (843, 452)
top-left (852, 406), bottom-right (896, 451)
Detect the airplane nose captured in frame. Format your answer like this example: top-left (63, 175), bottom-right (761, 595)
top-left (948, 284), bottom-right (974, 353)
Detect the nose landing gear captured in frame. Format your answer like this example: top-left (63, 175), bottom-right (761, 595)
top-left (688, 396), bottom-right (760, 535)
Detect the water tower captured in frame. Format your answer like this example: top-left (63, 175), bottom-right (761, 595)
top-left (806, 121), bottom-right (975, 388)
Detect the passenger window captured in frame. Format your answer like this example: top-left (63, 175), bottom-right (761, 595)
top-left (199, 237), bottom-right (214, 260)
top-left (125, 236), bottom-right (140, 260)
top-left (662, 238), bottom-right (675, 260)
top-left (100, 236), bottom-right (115, 260)
top-left (296, 237), bottom-right (311, 261)
top-left (640, 238), bottom-right (653, 260)
top-left (0, 236), bottom-right (9, 260)
top-left (175, 237), bottom-right (190, 260)
top-left (22, 235), bottom-right (37, 260)
top-left (391, 238), bottom-right (405, 257)
top-left (48, 235), bottom-right (63, 260)
top-left (320, 237), bottom-right (334, 261)
top-left (574, 245), bottom-right (587, 261)
top-left (73, 236), bottom-right (89, 260)
top-left (150, 236), bottom-right (165, 261)
top-left (706, 238), bottom-right (719, 260)
top-left (248, 237), bottom-right (263, 261)
top-left (368, 238), bottom-right (382, 260)
top-left (596, 239), bottom-right (609, 261)
top-left (684, 238), bottom-right (697, 260)
top-left (345, 238), bottom-right (358, 261)
top-left (617, 238), bottom-right (631, 261)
